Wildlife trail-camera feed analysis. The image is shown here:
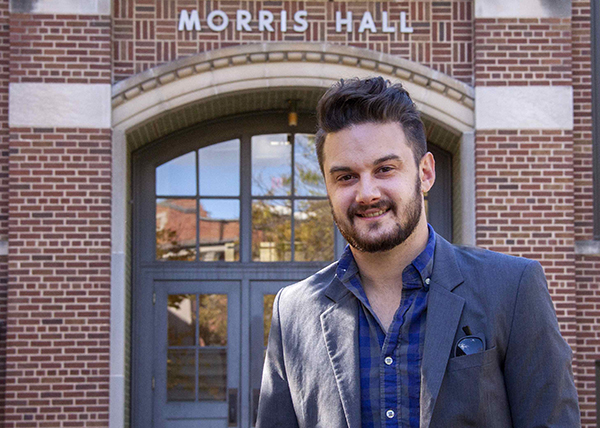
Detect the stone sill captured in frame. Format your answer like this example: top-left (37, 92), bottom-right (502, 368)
top-left (575, 240), bottom-right (600, 255)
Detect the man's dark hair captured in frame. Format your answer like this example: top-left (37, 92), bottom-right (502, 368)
top-left (315, 77), bottom-right (427, 173)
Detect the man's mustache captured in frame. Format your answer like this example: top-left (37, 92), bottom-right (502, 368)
top-left (347, 199), bottom-right (398, 220)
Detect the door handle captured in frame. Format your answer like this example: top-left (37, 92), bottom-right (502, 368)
top-left (252, 388), bottom-right (260, 426)
top-left (228, 388), bottom-right (238, 427)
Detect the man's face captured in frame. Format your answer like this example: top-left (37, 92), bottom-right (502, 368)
top-left (322, 122), bottom-right (434, 253)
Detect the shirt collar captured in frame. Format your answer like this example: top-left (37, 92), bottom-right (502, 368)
top-left (336, 224), bottom-right (437, 291)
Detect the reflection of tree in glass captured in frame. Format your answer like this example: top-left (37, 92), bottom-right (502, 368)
top-left (252, 201), bottom-right (291, 261)
top-left (198, 294), bottom-right (228, 347)
top-left (252, 171), bottom-right (292, 197)
top-left (295, 199), bottom-right (334, 262)
top-left (156, 228), bottom-right (195, 261)
top-left (294, 134), bottom-right (326, 196)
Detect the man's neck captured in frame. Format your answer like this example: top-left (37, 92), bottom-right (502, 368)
top-left (351, 220), bottom-right (430, 293)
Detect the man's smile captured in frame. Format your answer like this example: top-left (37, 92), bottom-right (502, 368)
top-left (356, 208), bottom-right (389, 218)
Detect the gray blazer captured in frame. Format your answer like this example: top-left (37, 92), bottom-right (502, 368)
top-left (256, 235), bottom-right (580, 428)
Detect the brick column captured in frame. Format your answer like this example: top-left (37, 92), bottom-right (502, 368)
top-left (572, 0), bottom-right (600, 425)
top-left (0, 0), bottom-right (9, 424)
top-left (6, 1), bottom-right (112, 426)
top-left (474, 0), bottom-right (584, 421)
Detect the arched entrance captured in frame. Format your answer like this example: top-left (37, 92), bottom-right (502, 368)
top-left (109, 43), bottom-right (475, 428)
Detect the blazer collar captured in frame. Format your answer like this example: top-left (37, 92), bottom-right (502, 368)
top-left (420, 234), bottom-right (466, 428)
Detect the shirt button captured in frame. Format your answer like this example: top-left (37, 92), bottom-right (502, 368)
top-left (384, 356), bottom-right (393, 365)
top-left (425, 277), bottom-right (431, 285)
top-left (386, 410), bottom-right (395, 419)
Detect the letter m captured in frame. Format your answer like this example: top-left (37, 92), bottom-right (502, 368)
top-left (179, 9), bottom-right (201, 31)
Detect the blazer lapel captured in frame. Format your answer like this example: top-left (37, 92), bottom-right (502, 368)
top-left (420, 236), bottom-right (466, 428)
top-left (321, 277), bottom-right (361, 428)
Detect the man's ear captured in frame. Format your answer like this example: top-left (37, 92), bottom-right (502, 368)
top-left (420, 152), bottom-right (435, 193)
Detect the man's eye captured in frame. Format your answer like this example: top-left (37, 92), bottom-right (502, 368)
top-left (337, 174), bottom-right (354, 182)
top-left (378, 166), bottom-right (394, 173)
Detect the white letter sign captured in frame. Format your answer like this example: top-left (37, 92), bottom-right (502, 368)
top-left (207, 10), bottom-right (229, 31)
top-left (179, 9), bottom-right (201, 31)
top-left (335, 11), bottom-right (352, 32)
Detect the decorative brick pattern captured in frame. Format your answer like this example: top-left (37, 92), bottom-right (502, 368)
top-left (5, 128), bottom-right (111, 427)
top-left (9, 14), bottom-right (111, 84)
top-left (113, 0), bottom-right (474, 84)
top-left (475, 17), bottom-right (572, 86)
top-left (475, 129), bottom-right (577, 340)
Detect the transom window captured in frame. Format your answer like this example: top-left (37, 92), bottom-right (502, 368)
top-left (155, 133), bottom-right (334, 262)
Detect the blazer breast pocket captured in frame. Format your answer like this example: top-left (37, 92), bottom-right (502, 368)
top-left (446, 346), bottom-right (498, 372)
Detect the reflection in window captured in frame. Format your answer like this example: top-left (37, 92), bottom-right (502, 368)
top-left (167, 349), bottom-right (195, 401)
top-left (168, 294), bottom-right (196, 346)
top-left (251, 134), bottom-right (292, 196)
top-left (155, 133), bottom-right (335, 262)
top-left (156, 151), bottom-right (196, 196)
top-left (166, 294), bottom-right (228, 402)
top-left (199, 200), bottom-right (240, 262)
top-left (156, 199), bottom-right (197, 261)
top-left (294, 200), bottom-right (334, 262)
top-left (199, 139), bottom-right (240, 196)
top-left (252, 200), bottom-right (292, 262)
top-left (198, 294), bottom-right (228, 347)
top-left (294, 134), bottom-right (326, 196)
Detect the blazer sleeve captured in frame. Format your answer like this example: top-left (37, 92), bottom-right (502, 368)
top-left (256, 289), bottom-right (300, 428)
top-left (503, 260), bottom-right (581, 427)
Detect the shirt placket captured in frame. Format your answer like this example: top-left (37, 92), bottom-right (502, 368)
top-left (381, 289), bottom-right (416, 428)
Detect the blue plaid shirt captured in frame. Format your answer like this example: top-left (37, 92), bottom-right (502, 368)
top-left (336, 225), bottom-right (436, 428)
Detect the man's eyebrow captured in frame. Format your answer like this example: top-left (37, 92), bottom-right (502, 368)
top-left (328, 165), bottom-right (352, 175)
top-left (373, 154), bottom-right (401, 165)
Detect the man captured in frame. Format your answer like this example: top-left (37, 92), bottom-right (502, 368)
top-left (256, 77), bottom-right (580, 427)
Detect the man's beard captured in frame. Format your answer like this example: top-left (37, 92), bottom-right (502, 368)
top-left (332, 176), bottom-right (423, 253)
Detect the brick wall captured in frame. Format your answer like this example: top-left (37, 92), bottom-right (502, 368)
top-left (475, 17), bottom-right (572, 86)
top-left (572, 0), bottom-right (600, 425)
top-left (0, 0), bottom-right (9, 425)
top-left (6, 7), bottom-right (112, 426)
top-left (9, 14), bottom-right (111, 84)
top-left (113, 0), bottom-right (474, 84)
top-left (475, 129), bottom-right (578, 338)
top-left (5, 128), bottom-right (111, 427)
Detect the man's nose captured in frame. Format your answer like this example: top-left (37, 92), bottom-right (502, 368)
top-left (355, 177), bottom-right (381, 204)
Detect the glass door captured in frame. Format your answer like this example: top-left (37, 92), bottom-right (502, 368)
top-left (153, 281), bottom-right (241, 428)
top-left (248, 281), bottom-right (294, 426)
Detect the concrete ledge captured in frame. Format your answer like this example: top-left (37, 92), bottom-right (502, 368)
top-left (11, 0), bottom-right (111, 14)
top-left (10, 83), bottom-right (111, 128)
top-left (0, 240), bottom-right (7, 256)
top-left (475, 0), bottom-right (571, 18)
top-left (575, 240), bottom-right (600, 255)
top-left (476, 86), bottom-right (573, 130)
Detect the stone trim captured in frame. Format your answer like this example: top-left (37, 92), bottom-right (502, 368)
top-left (112, 43), bottom-right (474, 111)
top-left (475, 86), bottom-right (574, 130)
top-left (10, 0), bottom-right (111, 14)
top-left (575, 240), bottom-right (600, 255)
top-left (10, 83), bottom-right (112, 128)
